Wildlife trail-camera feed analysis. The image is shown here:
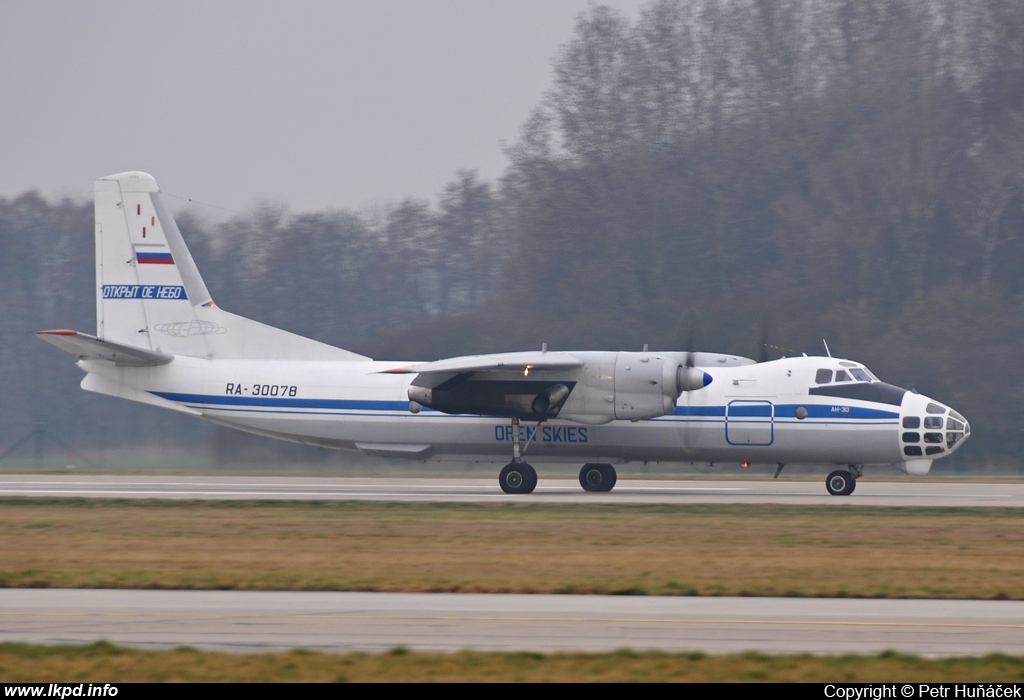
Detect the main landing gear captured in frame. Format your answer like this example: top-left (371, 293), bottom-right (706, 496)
top-left (579, 463), bottom-right (617, 492)
top-left (496, 417), bottom-right (620, 495)
top-left (825, 465), bottom-right (862, 496)
top-left (499, 416), bottom-right (538, 495)
top-left (499, 462), bottom-right (537, 495)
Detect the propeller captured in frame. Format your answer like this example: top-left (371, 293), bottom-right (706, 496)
top-left (684, 328), bottom-right (696, 369)
top-left (759, 327), bottom-right (770, 363)
top-left (679, 328), bottom-right (697, 452)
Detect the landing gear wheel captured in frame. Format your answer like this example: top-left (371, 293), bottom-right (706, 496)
top-left (499, 462), bottom-right (537, 495)
top-left (825, 469), bottom-right (856, 496)
top-left (579, 463), bottom-right (617, 492)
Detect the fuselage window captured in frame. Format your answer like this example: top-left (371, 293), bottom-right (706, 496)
top-left (902, 432), bottom-right (920, 443)
top-left (923, 432), bottom-right (943, 443)
top-left (834, 370), bottom-right (851, 382)
top-left (815, 369), bottom-right (833, 384)
top-left (924, 416), bottom-right (944, 429)
top-left (926, 402), bottom-right (946, 414)
top-left (904, 445), bottom-right (923, 456)
top-left (902, 416), bottom-right (921, 429)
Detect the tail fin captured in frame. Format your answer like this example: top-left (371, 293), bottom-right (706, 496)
top-left (93, 172), bottom-right (370, 361)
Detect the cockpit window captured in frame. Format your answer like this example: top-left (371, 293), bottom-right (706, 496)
top-left (849, 368), bottom-right (871, 382)
top-left (815, 369), bottom-right (833, 384)
top-left (926, 402), bottom-right (946, 414)
top-left (834, 370), bottom-right (851, 382)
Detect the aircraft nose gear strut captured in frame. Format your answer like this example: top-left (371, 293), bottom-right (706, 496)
top-left (499, 416), bottom-right (538, 494)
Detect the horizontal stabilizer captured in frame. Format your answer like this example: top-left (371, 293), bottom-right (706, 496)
top-left (36, 330), bottom-right (173, 366)
top-left (383, 351), bottom-right (584, 375)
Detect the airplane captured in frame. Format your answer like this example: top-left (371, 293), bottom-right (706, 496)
top-left (38, 172), bottom-right (970, 496)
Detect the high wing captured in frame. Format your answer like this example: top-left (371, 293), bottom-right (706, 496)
top-left (383, 351), bottom-right (585, 375)
top-left (384, 351), bottom-right (753, 376)
top-left (391, 348), bottom-right (730, 423)
top-left (36, 329), bottom-right (173, 366)
top-left (384, 350), bottom-right (587, 421)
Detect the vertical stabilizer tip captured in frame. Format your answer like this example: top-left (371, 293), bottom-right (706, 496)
top-left (98, 172), bottom-right (159, 193)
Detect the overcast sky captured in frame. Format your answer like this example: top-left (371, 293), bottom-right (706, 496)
top-left (1, 0), bottom-right (645, 216)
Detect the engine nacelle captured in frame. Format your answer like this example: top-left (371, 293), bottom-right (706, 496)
top-left (407, 350), bottom-right (714, 423)
top-left (408, 379), bottom-right (576, 419)
top-left (613, 352), bottom-right (684, 420)
top-left (531, 383), bottom-right (571, 415)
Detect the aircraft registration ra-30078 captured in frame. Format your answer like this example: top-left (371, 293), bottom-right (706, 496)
top-left (39, 172), bottom-right (970, 496)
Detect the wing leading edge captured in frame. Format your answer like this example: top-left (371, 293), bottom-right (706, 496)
top-left (381, 351), bottom-right (585, 375)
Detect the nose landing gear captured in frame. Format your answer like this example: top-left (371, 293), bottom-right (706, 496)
top-left (825, 465), bottom-right (862, 496)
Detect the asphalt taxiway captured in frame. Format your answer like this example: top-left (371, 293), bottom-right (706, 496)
top-left (1, 589), bottom-right (1021, 656)
top-left (0, 474), bottom-right (1020, 506)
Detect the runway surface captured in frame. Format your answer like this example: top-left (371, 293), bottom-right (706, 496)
top-left (0, 474), bottom-right (1021, 506)
top-left (1, 589), bottom-right (1021, 656)
top-left (2, 477), bottom-right (1020, 657)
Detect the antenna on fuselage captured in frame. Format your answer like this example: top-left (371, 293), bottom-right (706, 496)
top-left (822, 339), bottom-right (832, 357)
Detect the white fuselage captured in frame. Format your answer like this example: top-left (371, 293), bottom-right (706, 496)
top-left (78, 353), bottom-right (968, 472)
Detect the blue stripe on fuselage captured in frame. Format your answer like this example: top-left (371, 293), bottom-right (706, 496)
top-left (671, 406), bottom-right (726, 416)
top-left (151, 391), bottom-right (898, 421)
top-left (774, 404), bottom-right (898, 420)
top-left (150, 391), bottom-right (410, 412)
top-left (671, 404), bottom-right (897, 420)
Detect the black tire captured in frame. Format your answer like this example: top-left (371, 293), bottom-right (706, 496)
top-left (523, 463), bottom-right (538, 493)
top-left (500, 462), bottom-right (537, 494)
top-left (826, 469), bottom-right (855, 496)
top-left (579, 463), bottom-right (617, 492)
top-left (602, 464), bottom-right (617, 492)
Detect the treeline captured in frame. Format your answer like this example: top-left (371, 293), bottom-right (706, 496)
top-left (4, 0), bottom-right (1024, 467)
top-left (0, 172), bottom-right (510, 464)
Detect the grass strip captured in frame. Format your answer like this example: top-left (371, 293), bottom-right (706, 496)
top-left (0, 499), bottom-right (1021, 598)
top-left (1, 642), bottom-right (1023, 682)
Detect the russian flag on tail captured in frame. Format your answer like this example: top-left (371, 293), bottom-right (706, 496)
top-left (134, 244), bottom-right (174, 265)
